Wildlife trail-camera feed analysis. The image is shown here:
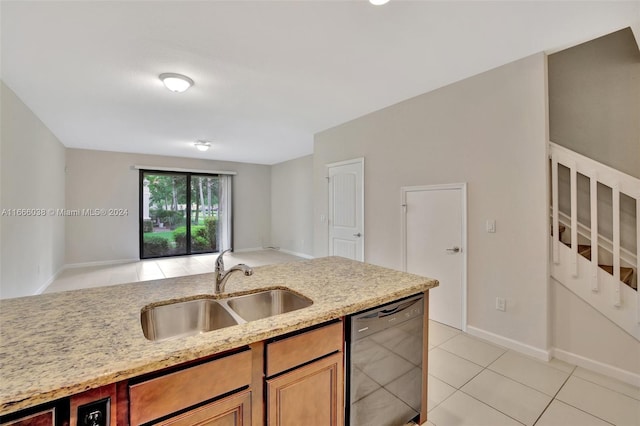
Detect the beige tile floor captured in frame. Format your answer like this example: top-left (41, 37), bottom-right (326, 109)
top-left (425, 321), bottom-right (640, 426)
top-left (45, 249), bottom-right (303, 293)
top-left (44, 251), bottom-right (640, 426)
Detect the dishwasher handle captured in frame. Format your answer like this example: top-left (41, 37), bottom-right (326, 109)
top-left (377, 298), bottom-right (422, 318)
top-left (354, 296), bottom-right (423, 321)
top-left (350, 294), bottom-right (424, 341)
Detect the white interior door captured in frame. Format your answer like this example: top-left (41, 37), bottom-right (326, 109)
top-left (403, 184), bottom-right (466, 330)
top-left (328, 159), bottom-right (364, 261)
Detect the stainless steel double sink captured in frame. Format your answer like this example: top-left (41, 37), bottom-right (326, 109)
top-left (141, 289), bottom-right (313, 342)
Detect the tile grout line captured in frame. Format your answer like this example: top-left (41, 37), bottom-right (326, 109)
top-left (456, 388), bottom-right (527, 426)
top-left (531, 364), bottom-right (578, 426)
top-left (551, 374), bottom-right (634, 426)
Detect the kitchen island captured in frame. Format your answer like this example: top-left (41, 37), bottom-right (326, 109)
top-left (0, 256), bottom-right (438, 423)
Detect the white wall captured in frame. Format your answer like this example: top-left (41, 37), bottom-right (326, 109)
top-left (65, 149), bottom-right (271, 265)
top-left (270, 155), bottom-right (313, 257)
top-left (314, 54), bottom-right (549, 352)
top-left (1, 82), bottom-right (66, 299)
top-left (551, 278), bottom-right (640, 377)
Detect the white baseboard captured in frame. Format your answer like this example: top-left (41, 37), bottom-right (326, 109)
top-left (235, 247), bottom-right (314, 259)
top-left (552, 348), bottom-right (640, 387)
top-left (64, 258), bottom-right (139, 269)
top-left (278, 248), bottom-right (314, 259)
top-left (233, 247), bottom-right (265, 253)
top-left (466, 326), bottom-right (552, 361)
top-left (35, 265), bottom-right (66, 295)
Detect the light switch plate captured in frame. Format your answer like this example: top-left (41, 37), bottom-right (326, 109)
top-left (486, 219), bottom-right (496, 233)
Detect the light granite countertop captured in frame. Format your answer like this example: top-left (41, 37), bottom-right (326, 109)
top-left (0, 256), bottom-right (438, 415)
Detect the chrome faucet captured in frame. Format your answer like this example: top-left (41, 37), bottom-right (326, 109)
top-left (214, 249), bottom-right (253, 293)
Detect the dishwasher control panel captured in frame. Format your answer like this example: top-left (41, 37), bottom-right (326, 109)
top-left (350, 294), bottom-right (424, 341)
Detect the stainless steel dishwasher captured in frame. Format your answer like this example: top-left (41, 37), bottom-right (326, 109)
top-left (346, 294), bottom-right (424, 426)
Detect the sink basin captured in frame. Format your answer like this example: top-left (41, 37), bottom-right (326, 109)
top-left (141, 289), bottom-right (313, 341)
top-left (141, 298), bottom-right (238, 341)
top-left (225, 289), bottom-right (313, 322)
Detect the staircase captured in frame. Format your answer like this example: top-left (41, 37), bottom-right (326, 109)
top-left (550, 142), bottom-right (639, 340)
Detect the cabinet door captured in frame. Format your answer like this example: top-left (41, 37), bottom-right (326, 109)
top-left (266, 352), bottom-right (343, 426)
top-left (156, 390), bottom-right (251, 426)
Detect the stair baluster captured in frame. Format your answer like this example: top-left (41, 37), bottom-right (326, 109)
top-left (590, 170), bottom-right (599, 292)
top-left (613, 182), bottom-right (621, 307)
top-left (570, 160), bottom-right (578, 277)
top-left (552, 155), bottom-right (560, 264)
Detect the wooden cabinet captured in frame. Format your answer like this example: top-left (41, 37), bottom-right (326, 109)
top-left (265, 321), bottom-right (344, 426)
top-left (156, 390), bottom-right (252, 426)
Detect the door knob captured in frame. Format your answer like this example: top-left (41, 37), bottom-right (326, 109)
top-left (353, 233), bottom-right (362, 237)
top-left (446, 246), bottom-right (460, 253)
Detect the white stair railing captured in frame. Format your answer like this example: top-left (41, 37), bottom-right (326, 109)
top-left (550, 142), bottom-right (640, 339)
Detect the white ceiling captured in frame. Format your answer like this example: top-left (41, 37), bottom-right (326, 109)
top-left (2, 1), bottom-right (639, 165)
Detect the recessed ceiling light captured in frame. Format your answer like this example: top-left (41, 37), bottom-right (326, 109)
top-left (194, 140), bottom-right (211, 152)
top-left (369, 0), bottom-right (390, 5)
top-left (159, 73), bottom-right (194, 93)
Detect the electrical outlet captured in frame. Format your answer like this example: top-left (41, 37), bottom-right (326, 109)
top-left (77, 398), bottom-right (110, 426)
top-left (495, 297), bottom-right (506, 312)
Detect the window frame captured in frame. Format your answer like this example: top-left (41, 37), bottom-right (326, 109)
top-left (138, 169), bottom-right (231, 259)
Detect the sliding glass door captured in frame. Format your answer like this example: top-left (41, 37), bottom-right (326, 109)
top-left (189, 175), bottom-right (219, 254)
top-left (140, 170), bottom-right (232, 259)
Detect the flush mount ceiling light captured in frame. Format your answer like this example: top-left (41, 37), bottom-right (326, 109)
top-left (194, 140), bottom-right (211, 152)
top-left (159, 73), bottom-right (194, 93)
top-left (369, 0), bottom-right (390, 5)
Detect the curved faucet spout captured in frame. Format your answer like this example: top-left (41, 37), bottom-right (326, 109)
top-left (214, 250), bottom-right (253, 293)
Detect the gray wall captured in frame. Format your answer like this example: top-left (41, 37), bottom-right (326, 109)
top-left (65, 149), bottom-right (271, 264)
top-left (271, 155), bottom-right (313, 256)
top-left (549, 27), bottom-right (640, 179)
top-left (1, 82), bottom-right (66, 299)
top-left (314, 54), bottom-right (549, 351)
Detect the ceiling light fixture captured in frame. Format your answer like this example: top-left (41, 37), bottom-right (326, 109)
top-left (194, 140), bottom-right (211, 152)
top-left (369, 0), bottom-right (390, 5)
top-left (159, 73), bottom-right (194, 93)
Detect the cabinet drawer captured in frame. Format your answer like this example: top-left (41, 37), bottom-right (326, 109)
top-left (129, 349), bottom-right (252, 425)
top-left (266, 321), bottom-right (343, 377)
